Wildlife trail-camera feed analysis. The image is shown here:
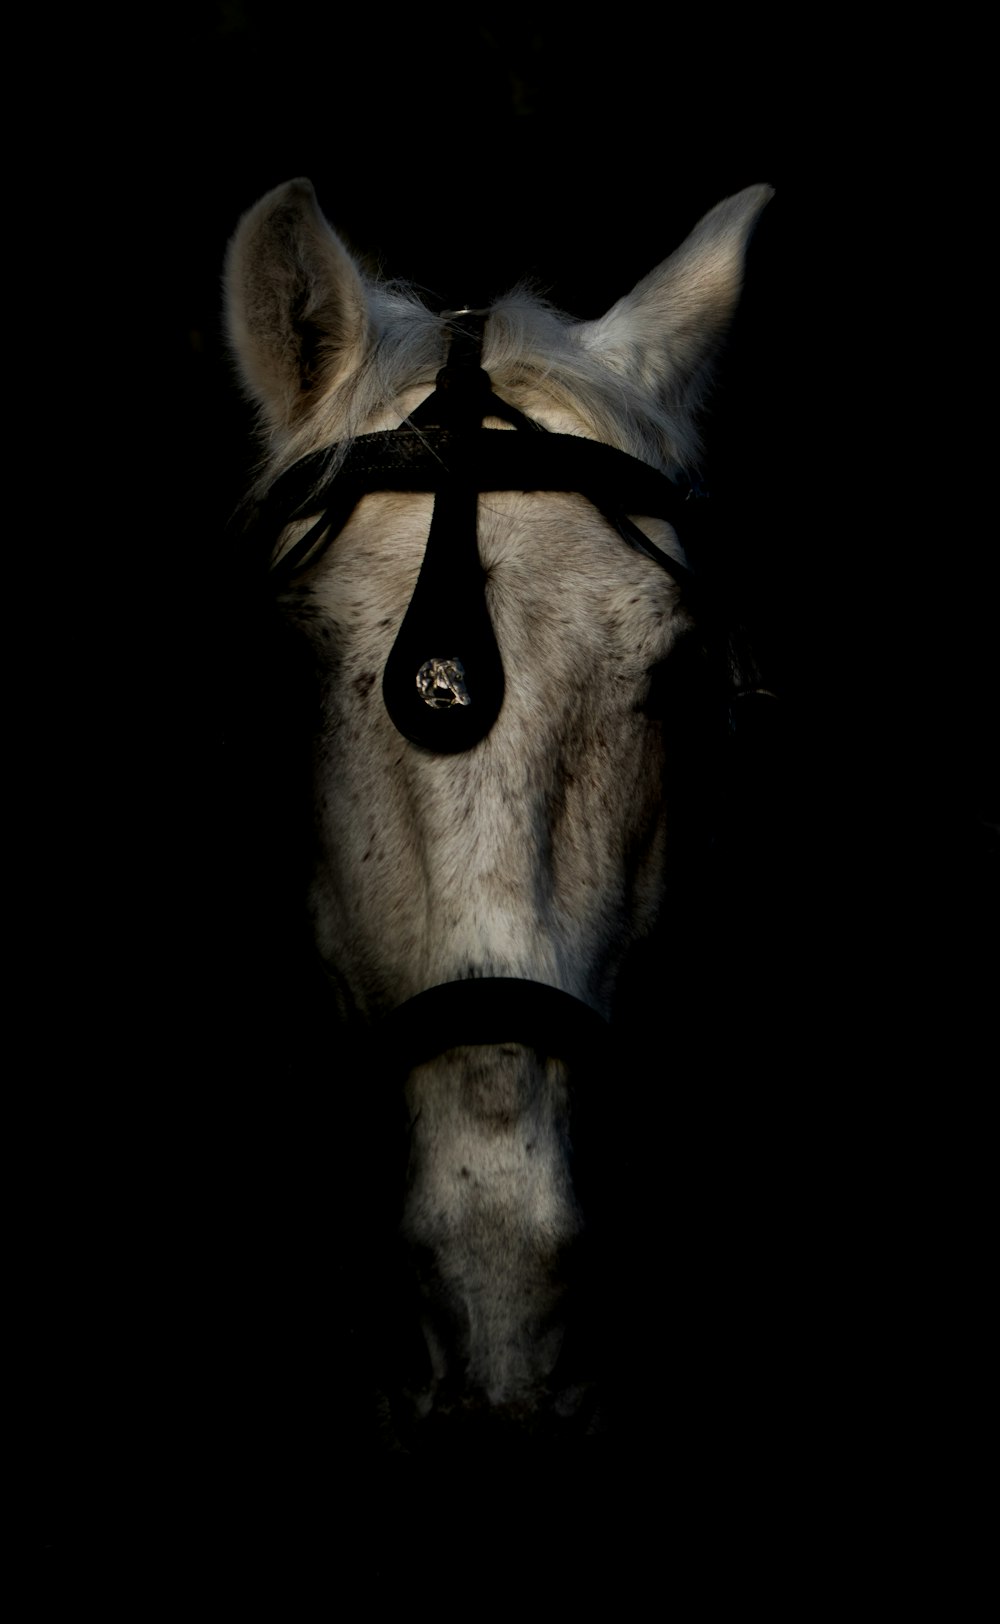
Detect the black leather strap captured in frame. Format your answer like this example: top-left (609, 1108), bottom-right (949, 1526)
top-left (264, 431), bottom-right (695, 586)
top-left (379, 977), bottom-right (612, 1075)
top-left (379, 314), bottom-right (506, 750)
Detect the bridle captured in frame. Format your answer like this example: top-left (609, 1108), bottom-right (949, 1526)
top-left (252, 310), bottom-right (702, 747)
top-left (245, 310), bottom-right (771, 1073)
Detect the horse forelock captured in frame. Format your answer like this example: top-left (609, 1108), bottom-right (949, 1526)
top-left (479, 290), bottom-right (702, 478)
top-left (250, 280), bottom-right (700, 503)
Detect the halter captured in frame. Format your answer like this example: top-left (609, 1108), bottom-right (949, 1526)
top-left (248, 310), bottom-right (771, 1072)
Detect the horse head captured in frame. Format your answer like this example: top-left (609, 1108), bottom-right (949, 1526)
top-left (225, 179), bottom-right (771, 1450)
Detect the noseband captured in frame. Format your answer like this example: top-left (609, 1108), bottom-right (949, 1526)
top-left (247, 310), bottom-right (768, 1072)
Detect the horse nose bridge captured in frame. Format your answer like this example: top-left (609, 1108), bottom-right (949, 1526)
top-left (394, 754), bottom-right (567, 985)
top-left (404, 736), bottom-right (648, 998)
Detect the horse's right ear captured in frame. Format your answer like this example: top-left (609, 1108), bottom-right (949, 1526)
top-left (224, 178), bottom-right (370, 434)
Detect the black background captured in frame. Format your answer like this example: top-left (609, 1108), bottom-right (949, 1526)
top-left (29, 2), bottom-right (992, 1594)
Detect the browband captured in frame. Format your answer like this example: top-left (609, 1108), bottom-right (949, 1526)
top-left (258, 429), bottom-right (697, 588)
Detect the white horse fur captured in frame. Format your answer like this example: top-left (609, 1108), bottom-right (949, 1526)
top-left (226, 179), bottom-right (771, 1433)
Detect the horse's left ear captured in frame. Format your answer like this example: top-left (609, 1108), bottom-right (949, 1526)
top-left (224, 178), bottom-right (370, 434)
top-left (579, 184), bottom-right (773, 429)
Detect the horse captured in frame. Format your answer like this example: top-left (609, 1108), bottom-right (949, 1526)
top-left (223, 178), bottom-right (774, 1458)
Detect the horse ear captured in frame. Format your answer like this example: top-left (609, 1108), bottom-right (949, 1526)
top-left (224, 178), bottom-right (370, 432)
top-left (581, 184), bottom-right (773, 430)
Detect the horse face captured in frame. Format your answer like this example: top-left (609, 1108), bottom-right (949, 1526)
top-left (226, 179), bottom-right (770, 1439)
top-left (295, 480), bottom-right (680, 1017)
